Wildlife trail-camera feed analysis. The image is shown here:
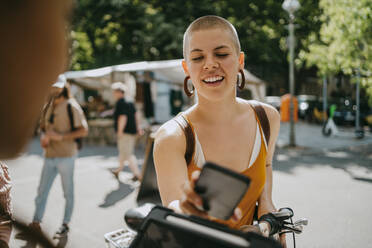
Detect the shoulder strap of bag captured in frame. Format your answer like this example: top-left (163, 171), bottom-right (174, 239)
top-left (249, 100), bottom-right (270, 145)
top-left (67, 102), bottom-right (75, 131)
top-left (67, 103), bottom-right (83, 150)
top-left (174, 115), bottom-right (195, 166)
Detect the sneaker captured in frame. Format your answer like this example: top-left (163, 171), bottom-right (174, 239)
top-left (53, 224), bottom-right (69, 239)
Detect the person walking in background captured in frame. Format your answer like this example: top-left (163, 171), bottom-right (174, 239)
top-left (111, 82), bottom-right (143, 181)
top-left (25, 75), bottom-right (88, 238)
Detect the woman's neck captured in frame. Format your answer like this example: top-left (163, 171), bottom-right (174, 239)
top-left (193, 94), bottom-right (239, 124)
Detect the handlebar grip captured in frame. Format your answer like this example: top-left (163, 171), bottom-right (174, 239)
top-left (124, 203), bottom-right (155, 231)
top-left (271, 208), bottom-right (294, 220)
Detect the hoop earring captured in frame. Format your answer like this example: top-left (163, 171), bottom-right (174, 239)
top-left (184, 76), bottom-right (194, 97)
top-left (237, 69), bottom-right (245, 90)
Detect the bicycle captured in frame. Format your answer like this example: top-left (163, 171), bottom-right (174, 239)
top-left (104, 203), bottom-right (308, 248)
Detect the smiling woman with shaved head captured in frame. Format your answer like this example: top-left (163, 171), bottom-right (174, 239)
top-left (154, 15), bottom-right (286, 246)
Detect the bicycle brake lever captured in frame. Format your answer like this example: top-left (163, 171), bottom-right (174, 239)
top-left (282, 224), bottom-right (303, 234)
top-left (294, 218), bottom-right (308, 226)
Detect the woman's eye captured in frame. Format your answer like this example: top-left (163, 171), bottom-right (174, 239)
top-left (216, 53), bottom-right (229, 58)
top-left (191, 56), bottom-right (203, 61)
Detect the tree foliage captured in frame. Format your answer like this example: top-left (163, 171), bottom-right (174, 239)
top-left (69, 0), bottom-right (321, 88)
top-left (299, 0), bottom-right (372, 103)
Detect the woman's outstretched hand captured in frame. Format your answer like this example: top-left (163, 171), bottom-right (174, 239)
top-left (176, 170), bottom-right (242, 222)
top-left (179, 171), bottom-right (208, 218)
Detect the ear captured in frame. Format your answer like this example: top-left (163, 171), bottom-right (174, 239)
top-left (238, 52), bottom-right (245, 70)
top-left (182, 60), bottom-right (189, 76)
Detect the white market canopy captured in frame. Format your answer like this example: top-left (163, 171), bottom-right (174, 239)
top-left (65, 59), bottom-right (266, 100)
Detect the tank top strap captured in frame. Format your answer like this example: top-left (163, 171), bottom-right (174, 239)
top-left (173, 114), bottom-right (195, 166)
top-left (248, 100), bottom-right (270, 149)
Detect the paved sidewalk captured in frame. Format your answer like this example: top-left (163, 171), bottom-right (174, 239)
top-left (6, 121), bottom-right (372, 247)
top-left (277, 121), bottom-right (372, 151)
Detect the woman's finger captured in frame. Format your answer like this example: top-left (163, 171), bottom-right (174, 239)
top-left (190, 170), bottom-right (201, 187)
top-left (279, 233), bottom-right (287, 248)
top-left (258, 221), bottom-right (270, 237)
top-left (180, 198), bottom-right (208, 218)
top-left (239, 225), bottom-right (261, 234)
top-left (231, 207), bottom-right (242, 223)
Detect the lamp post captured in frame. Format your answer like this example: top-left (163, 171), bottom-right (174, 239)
top-left (282, 0), bottom-right (300, 147)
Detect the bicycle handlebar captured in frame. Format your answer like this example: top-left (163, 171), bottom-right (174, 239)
top-left (124, 203), bottom-right (155, 231)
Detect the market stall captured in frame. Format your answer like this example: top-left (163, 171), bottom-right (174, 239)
top-left (64, 59), bottom-right (267, 145)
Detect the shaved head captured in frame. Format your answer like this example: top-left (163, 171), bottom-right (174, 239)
top-left (183, 15), bottom-right (241, 59)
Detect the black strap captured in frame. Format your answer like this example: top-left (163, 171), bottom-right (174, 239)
top-left (67, 103), bottom-right (82, 149)
top-left (174, 115), bottom-right (195, 166)
top-left (249, 100), bottom-right (270, 145)
top-left (67, 103), bottom-right (76, 131)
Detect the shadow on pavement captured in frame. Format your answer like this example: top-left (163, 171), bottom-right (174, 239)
top-left (274, 144), bottom-right (372, 183)
top-left (99, 182), bottom-right (134, 208)
top-left (24, 137), bottom-right (145, 160)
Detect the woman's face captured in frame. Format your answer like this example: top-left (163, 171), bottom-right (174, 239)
top-left (183, 28), bottom-right (244, 102)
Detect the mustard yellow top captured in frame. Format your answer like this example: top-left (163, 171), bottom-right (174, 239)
top-left (184, 112), bottom-right (267, 229)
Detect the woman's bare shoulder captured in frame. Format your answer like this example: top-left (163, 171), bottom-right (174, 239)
top-left (154, 118), bottom-right (186, 148)
top-left (260, 102), bottom-right (280, 124)
top-left (238, 98), bottom-right (280, 124)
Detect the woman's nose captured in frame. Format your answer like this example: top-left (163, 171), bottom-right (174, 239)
top-left (203, 55), bottom-right (219, 70)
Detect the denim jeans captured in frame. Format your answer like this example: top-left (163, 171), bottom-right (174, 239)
top-left (33, 156), bottom-right (75, 224)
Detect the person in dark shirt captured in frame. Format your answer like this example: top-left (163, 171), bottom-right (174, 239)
top-left (111, 82), bottom-right (142, 181)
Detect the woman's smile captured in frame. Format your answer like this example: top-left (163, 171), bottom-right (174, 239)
top-left (202, 75), bottom-right (225, 86)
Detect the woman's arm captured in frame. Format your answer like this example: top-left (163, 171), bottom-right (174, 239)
top-left (154, 121), bottom-right (206, 216)
top-left (153, 121), bottom-right (189, 207)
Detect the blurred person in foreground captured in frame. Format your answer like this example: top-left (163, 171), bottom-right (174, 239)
top-left (0, 0), bottom-right (72, 159)
top-left (17, 76), bottom-right (88, 238)
top-left (0, 1), bottom-right (73, 246)
top-left (153, 16), bottom-right (285, 246)
top-left (111, 82), bottom-right (142, 181)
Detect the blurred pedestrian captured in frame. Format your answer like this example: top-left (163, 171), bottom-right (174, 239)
top-left (26, 76), bottom-right (88, 238)
top-left (111, 82), bottom-right (142, 181)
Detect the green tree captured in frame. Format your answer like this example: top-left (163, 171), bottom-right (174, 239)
top-left (69, 0), bottom-right (322, 94)
top-left (299, 0), bottom-right (372, 104)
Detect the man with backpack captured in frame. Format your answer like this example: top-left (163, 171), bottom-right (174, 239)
top-left (25, 75), bottom-right (88, 238)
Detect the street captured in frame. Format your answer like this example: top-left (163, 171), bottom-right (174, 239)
top-left (6, 122), bottom-right (372, 248)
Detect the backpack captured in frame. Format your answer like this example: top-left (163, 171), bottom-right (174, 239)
top-left (67, 103), bottom-right (83, 150)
